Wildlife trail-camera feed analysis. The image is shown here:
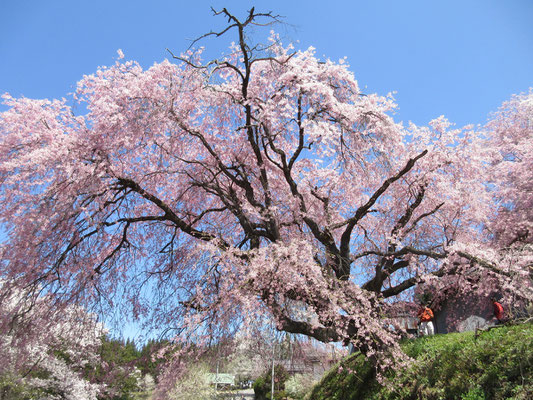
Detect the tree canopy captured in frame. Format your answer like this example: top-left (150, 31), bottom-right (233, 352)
top-left (0, 8), bottom-right (531, 391)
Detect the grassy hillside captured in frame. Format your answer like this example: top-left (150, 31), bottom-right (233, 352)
top-left (307, 323), bottom-right (533, 400)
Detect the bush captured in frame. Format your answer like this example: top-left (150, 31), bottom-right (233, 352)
top-left (253, 377), bottom-right (268, 400)
top-left (253, 365), bottom-right (289, 400)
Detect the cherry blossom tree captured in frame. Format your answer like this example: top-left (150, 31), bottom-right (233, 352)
top-left (482, 90), bottom-right (533, 316)
top-left (0, 283), bottom-right (105, 399)
top-left (0, 8), bottom-right (531, 386)
top-left (407, 90), bottom-right (533, 329)
top-left (485, 90), bottom-right (533, 248)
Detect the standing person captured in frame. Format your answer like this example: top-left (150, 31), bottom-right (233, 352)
top-left (417, 304), bottom-right (435, 336)
top-left (492, 297), bottom-right (505, 324)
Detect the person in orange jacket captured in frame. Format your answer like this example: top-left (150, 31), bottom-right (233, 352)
top-left (417, 304), bottom-right (435, 336)
top-left (491, 297), bottom-right (505, 324)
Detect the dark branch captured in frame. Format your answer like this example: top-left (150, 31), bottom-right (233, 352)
top-left (116, 177), bottom-right (226, 247)
top-left (338, 150), bottom-right (428, 280)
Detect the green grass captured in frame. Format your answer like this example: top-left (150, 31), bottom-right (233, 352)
top-left (307, 323), bottom-right (533, 400)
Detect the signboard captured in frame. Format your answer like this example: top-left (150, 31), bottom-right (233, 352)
top-left (208, 373), bottom-right (235, 385)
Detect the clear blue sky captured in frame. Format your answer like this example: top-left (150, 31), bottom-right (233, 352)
top-left (1, 0), bottom-right (532, 340)
top-left (1, 0), bottom-right (532, 127)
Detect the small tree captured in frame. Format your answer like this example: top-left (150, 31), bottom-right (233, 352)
top-left (167, 363), bottom-right (215, 400)
top-left (285, 373), bottom-right (317, 400)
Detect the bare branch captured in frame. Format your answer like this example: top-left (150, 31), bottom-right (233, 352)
top-left (187, 8), bottom-right (282, 50)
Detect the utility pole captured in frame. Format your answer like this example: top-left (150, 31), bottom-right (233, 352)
top-left (268, 323), bottom-right (279, 400)
top-left (215, 345), bottom-right (220, 393)
top-left (270, 341), bottom-right (275, 400)
top-left (215, 359), bottom-right (219, 392)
